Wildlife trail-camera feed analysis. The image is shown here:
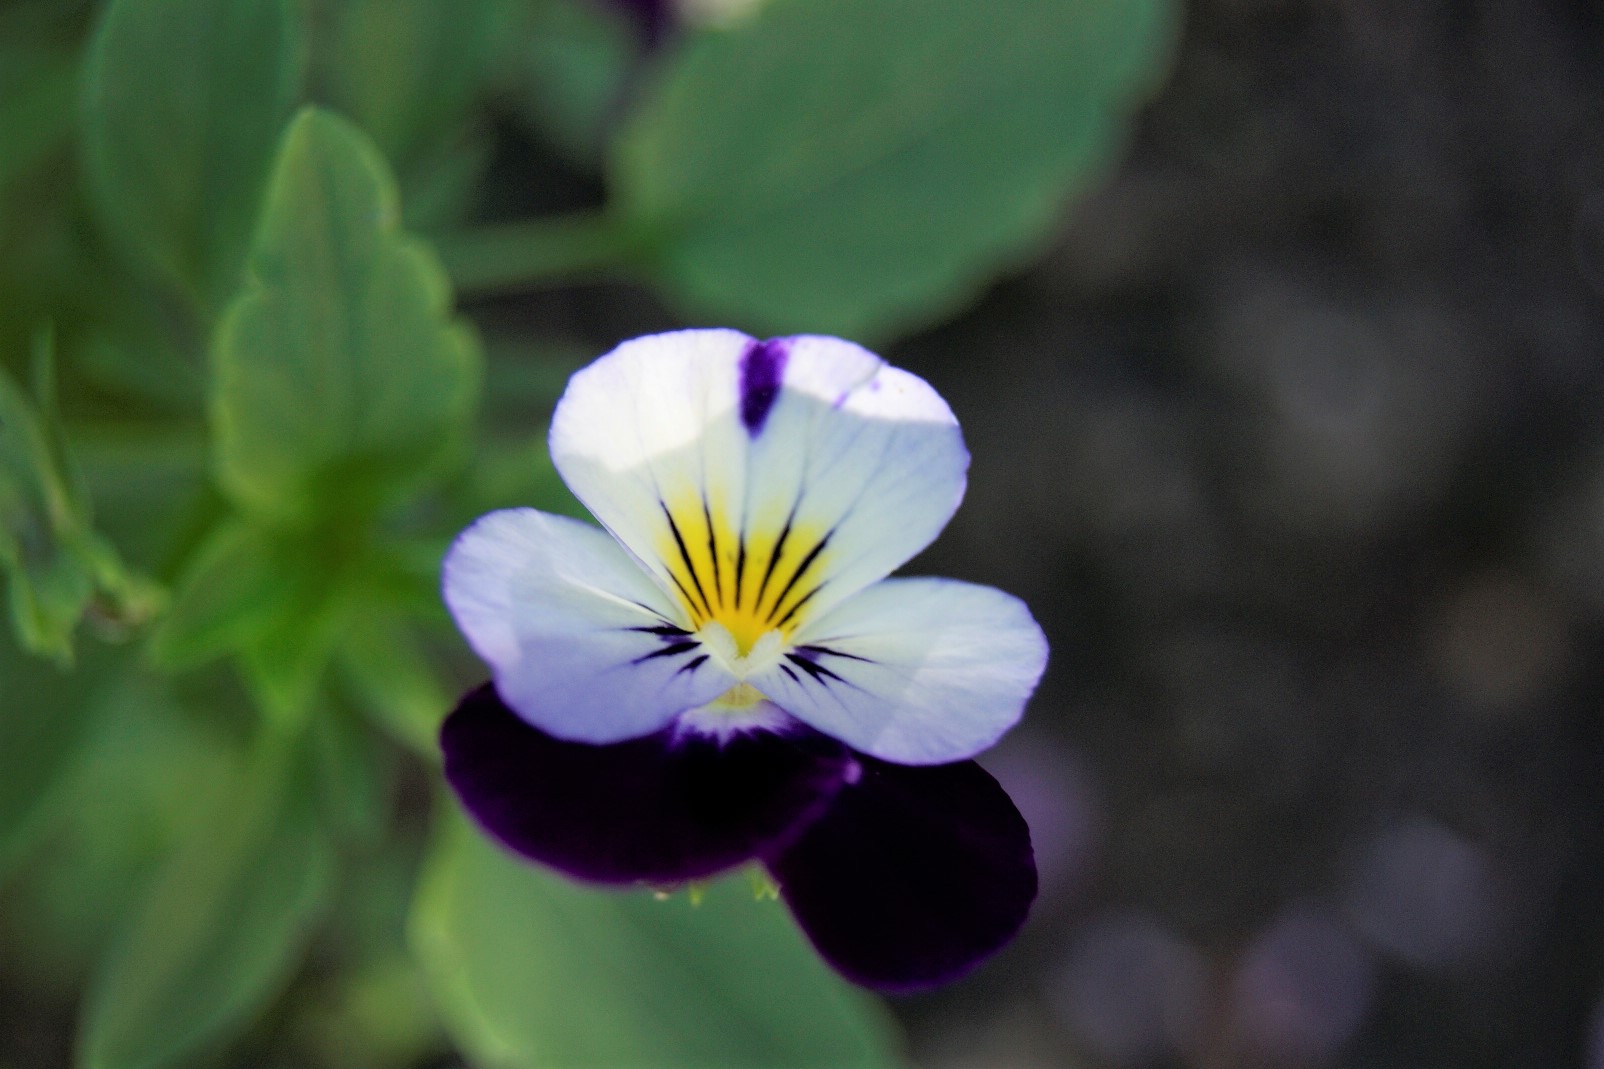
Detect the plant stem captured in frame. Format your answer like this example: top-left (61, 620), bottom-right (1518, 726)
top-left (437, 211), bottom-right (643, 296)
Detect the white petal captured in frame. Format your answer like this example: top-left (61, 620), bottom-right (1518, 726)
top-left (442, 508), bottom-right (735, 744)
top-left (549, 330), bottom-right (968, 652)
top-left (748, 578), bottom-right (1048, 764)
top-left (547, 329), bottom-right (753, 605)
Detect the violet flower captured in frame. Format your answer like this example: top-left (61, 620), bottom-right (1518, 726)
top-left (440, 329), bottom-right (1048, 990)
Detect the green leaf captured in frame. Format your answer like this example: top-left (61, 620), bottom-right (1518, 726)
top-left (2, 528), bottom-right (94, 661)
top-left (0, 46), bottom-right (78, 200)
top-left (0, 337), bottom-right (163, 662)
top-left (71, 425), bottom-right (211, 588)
top-left (396, 131), bottom-right (496, 233)
top-left (411, 814), bottom-right (904, 1069)
top-left (77, 738), bottom-right (337, 1069)
top-left (212, 107), bottom-right (481, 525)
top-left (338, 616), bottom-right (452, 756)
top-left (146, 520), bottom-right (294, 670)
top-left (233, 548), bottom-right (360, 733)
top-left (153, 516), bottom-right (365, 728)
top-left (507, 0), bottom-right (640, 169)
top-left (318, 0), bottom-right (516, 165)
top-left (614, 0), bottom-right (1179, 339)
top-left (152, 516), bottom-right (435, 733)
top-left (317, 0), bottom-right (518, 230)
top-left (0, 673), bottom-right (241, 992)
top-left (0, 0), bottom-right (95, 50)
top-left (80, 0), bottom-right (306, 316)
top-left (0, 485), bottom-right (78, 658)
top-left (0, 343), bottom-right (89, 566)
top-left (296, 841), bottom-right (448, 1069)
top-left (0, 628), bottom-right (111, 880)
top-left (293, 952), bottom-right (446, 1069)
top-left (310, 705), bottom-right (394, 848)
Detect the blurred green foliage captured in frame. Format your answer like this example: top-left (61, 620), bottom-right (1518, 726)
top-left (78, 737), bottom-right (336, 1069)
top-left (0, 334), bottom-right (159, 662)
top-left (414, 812), bottom-right (902, 1068)
top-left (614, 0), bottom-right (1176, 338)
top-left (80, 0), bottom-right (307, 317)
top-left (0, 0), bottom-right (1177, 1065)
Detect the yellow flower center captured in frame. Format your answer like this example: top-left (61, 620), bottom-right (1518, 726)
top-left (656, 493), bottom-right (832, 655)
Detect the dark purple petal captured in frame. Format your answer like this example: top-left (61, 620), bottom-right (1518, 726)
top-left (739, 337), bottom-right (789, 436)
top-left (766, 757), bottom-right (1037, 992)
top-left (442, 683), bottom-right (851, 885)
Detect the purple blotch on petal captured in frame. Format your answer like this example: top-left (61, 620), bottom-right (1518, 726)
top-left (739, 338), bottom-right (789, 436)
top-left (443, 683), bottom-right (851, 885)
top-left (765, 756), bottom-right (1037, 992)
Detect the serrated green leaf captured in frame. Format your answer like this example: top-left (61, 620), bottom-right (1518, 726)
top-left (411, 814), bottom-right (904, 1069)
top-left (211, 107), bottom-right (481, 525)
top-left (77, 738), bottom-right (336, 1069)
top-left (80, 0), bottom-right (306, 315)
top-left (614, 0), bottom-right (1179, 339)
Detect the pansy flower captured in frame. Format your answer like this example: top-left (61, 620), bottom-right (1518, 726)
top-left (440, 329), bottom-right (1049, 990)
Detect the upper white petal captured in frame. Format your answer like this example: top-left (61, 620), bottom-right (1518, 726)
top-left (547, 329), bottom-right (754, 600)
top-left (748, 577), bottom-right (1049, 764)
top-left (548, 329), bottom-right (969, 640)
top-left (746, 335), bottom-right (968, 621)
top-left (441, 508), bottom-right (735, 743)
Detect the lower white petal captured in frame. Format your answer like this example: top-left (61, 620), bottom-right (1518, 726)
top-left (442, 508), bottom-right (735, 743)
top-left (748, 578), bottom-right (1049, 764)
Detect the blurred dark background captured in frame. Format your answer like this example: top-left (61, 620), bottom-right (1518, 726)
top-left (487, 0), bottom-right (1604, 1064)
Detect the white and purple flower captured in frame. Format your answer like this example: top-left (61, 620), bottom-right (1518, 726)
top-left (440, 329), bottom-right (1048, 990)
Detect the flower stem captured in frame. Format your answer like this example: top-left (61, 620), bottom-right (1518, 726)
top-left (437, 211), bottom-right (643, 296)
